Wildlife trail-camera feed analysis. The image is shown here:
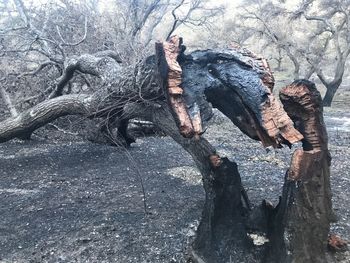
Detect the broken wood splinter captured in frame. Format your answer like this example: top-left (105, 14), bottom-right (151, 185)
top-left (209, 154), bottom-right (223, 168)
top-left (156, 36), bottom-right (203, 139)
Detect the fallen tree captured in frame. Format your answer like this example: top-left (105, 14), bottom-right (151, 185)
top-left (0, 36), bottom-right (338, 262)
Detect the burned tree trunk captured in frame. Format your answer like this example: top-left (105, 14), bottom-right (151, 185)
top-left (154, 37), bottom-right (332, 263)
top-left (150, 106), bottom-right (254, 262)
top-left (154, 38), bottom-right (334, 262)
top-left (0, 37), bottom-right (336, 262)
top-left (274, 80), bottom-right (334, 263)
top-left (154, 37), bottom-right (255, 262)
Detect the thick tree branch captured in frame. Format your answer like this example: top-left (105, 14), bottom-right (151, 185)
top-left (48, 51), bottom-right (122, 99)
top-left (0, 94), bottom-right (91, 142)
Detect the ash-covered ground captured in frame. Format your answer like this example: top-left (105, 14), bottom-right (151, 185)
top-left (0, 109), bottom-right (349, 263)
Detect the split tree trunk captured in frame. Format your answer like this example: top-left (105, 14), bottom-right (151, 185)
top-left (276, 80), bottom-right (334, 263)
top-left (155, 38), bottom-right (334, 262)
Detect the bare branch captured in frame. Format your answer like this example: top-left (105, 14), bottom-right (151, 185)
top-left (166, 0), bottom-right (185, 40)
top-left (56, 16), bottom-right (88, 46)
top-left (304, 14), bottom-right (336, 33)
top-left (131, 0), bottom-right (161, 38)
top-left (17, 61), bottom-right (58, 78)
top-left (13, 0), bottom-right (53, 57)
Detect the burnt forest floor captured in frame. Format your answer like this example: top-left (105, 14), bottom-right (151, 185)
top-left (0, 106), bottom-right (349, 263)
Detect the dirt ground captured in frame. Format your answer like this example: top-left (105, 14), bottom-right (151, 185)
top-left (0, 107), bottom-right (349, 263)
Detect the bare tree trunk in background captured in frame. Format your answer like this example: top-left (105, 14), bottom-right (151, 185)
top-left (315, 66), bottom-right (344, 107)
top-left (0, 86), bottom-right (18, 117)
top-left (323, 82), bottom-right (341, 107)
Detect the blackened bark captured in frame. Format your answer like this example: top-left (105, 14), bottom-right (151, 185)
top-left (177, 40), bottom-right (302, 148)
top-left (117, 118), bottom-right (136, 146)
top-left (154, 39), bottom-right (321, 263)
top-left (150, 106), bottom-right (254, 263)
top-left (191, 157), bottom-right (253, 263)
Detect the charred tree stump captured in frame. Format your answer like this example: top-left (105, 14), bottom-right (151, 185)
top-left (267, 80), bottom-right (334, 263)
top-left (191, 156), bottom-right (252, 262)
top-left (150, 106), bottom-right (254, 263)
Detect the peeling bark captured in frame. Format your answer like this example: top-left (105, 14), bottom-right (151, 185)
top-left (280, 80), bottom-right (329, 151)
top-left (155, 36), bottom-right (195, 138)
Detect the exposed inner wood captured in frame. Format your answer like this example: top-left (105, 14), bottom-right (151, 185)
top-left (287, 149), bottom-right (322, 180)
top-left (238, 45), bottom-right (303, 147)
top-left (280, 80), bottom-right (328, 151)
top-left (156, 36), bottom-right (196, 138)
top-left (260, 92), bottom-right (303, 147)
top-left (272, 79), bottom-right (334, 263)
top-left (223, 44), bottom-right (301, 147)
top-left (209, 154), bottom-right (222, 168)
top-left (328, 234), bottom-right (348, 251)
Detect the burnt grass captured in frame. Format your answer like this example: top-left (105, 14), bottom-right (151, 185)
top-left (0, 109), bottom-right (349, 263)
